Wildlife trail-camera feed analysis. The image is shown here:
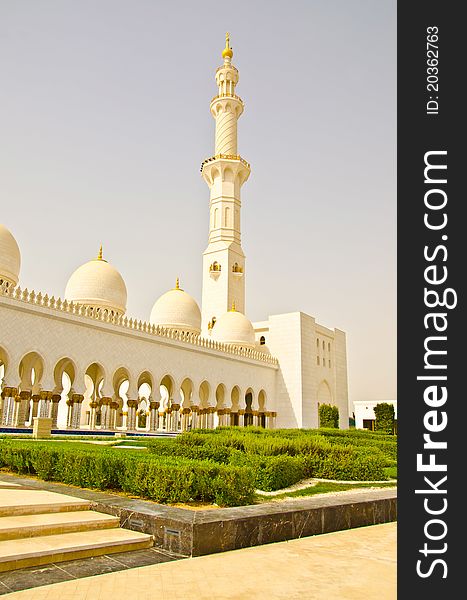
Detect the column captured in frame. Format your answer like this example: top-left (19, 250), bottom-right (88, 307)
top-left (149, 401), bottom-right (160, 431)
top-left (0, 387), bottom-right (7, 425)
top-left (190, 406), bottom-right (199, 429)
top-left (209, 407), bottom-right (216, 429)
top-left (66, 398), bottom-right (74, 428)
top-left (39, 391), bottom-right (52, 418)
top-left (31, 394), bottom-right (41, 423)
top-left (110, 399), bottom-right (119, 431)
top-left (258, 411), bottom-right (265, 428)
top-left (223, 407), bottom-right (231, 427)
top-left (127, 399), bottom-right (137, 431)
top-left (71, 394), bottom-right (84, 429)
top-left (180, 407), bottom-right (191, 431)
top-left (89, 401), bottom-right (98, 429)
top-left (50, 394), bottom-right (61, 428)
top-left (14, 390), bottom-right (31, 427)
top-left (171, 404), bottom-right (180, 432)
top-left (100, 397), bottom-right (110, 430)
top-left (238, 409), bottom-right (245, 427)
top-left (2, 387), bottom-right (18, 426)
top-left (270, 411), bottom-right (277, 429)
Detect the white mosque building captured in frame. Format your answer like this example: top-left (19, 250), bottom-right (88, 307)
top-left (0, 35), bottom-right (349, 434)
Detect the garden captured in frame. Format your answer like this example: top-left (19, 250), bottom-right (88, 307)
top-left (0, 427), bottom-right (397, 507)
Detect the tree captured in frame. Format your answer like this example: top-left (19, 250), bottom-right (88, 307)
top-left (319, 404), bottom-right (339, 428)
top-left (374, 403), bottom-right (395, 434)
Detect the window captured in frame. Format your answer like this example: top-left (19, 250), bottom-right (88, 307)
top-left (316, 338), bottom-right (319, 348)
top-left (328, 342), bottom-right (331, 352)
top-left (260, 336), bottom-right (266, 345)
top-left (322, 340), bottom-right (325, 351)
top-left (329, 360), bottom-right (331, 368)
top-left (316, 356), bottom-right (320, 365)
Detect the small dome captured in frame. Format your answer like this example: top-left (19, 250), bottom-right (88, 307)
top-left (211, 306), bottom-right (255, 349)
top-left (150, 279), bottom-right (201, 335)
top-left (64, 248), bottom-right (127, 315)
top-left (0, 224), bottom-right (21, 287)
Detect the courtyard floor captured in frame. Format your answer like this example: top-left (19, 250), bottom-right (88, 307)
top-left (3, 522), bottom-right (396, 599)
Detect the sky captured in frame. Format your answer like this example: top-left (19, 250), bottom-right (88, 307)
top-left (0, 0), bottom-right (396, 407)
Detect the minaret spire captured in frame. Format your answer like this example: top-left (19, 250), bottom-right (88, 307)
top-left (200, 34), bottom-right (251, 333)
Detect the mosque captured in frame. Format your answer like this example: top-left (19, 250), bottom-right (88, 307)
top-left (0, 35), bottom-right (349, 434)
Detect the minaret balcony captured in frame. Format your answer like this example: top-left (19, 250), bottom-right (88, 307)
top-left (209, 262), bottom-right (222, 279)
top-left (210, 93), bottom-right (244, 105)
top-left (232, 263), bottom-right (243, 277)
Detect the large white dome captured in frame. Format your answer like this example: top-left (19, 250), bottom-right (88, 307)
top-left (150, 280), bottom-right (201, 335)
top-left (211, 307), bottom-right (255, 349)
top-left (64, 248), bottom-right (127, 315)
top-left (0, 224), bottom-right (21, 287)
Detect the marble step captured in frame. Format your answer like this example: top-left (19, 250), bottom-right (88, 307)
top-left (0, 510), bottom-right (120, 541)
top-left (0, 489), bottom-right (90, 517)
top-left (0, 527), bottom-right (153, 572)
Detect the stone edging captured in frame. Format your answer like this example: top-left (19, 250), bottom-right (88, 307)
top-left (0, 473), bottom-right (397, 557)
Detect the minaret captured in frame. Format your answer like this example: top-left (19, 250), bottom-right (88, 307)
top-left (201, 33), bottom-right (251, 333)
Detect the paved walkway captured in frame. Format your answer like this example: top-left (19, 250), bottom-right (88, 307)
top-left (5, 522), bottom-right (396, 599)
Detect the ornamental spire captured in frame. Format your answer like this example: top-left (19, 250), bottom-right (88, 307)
top-left (97, 245), bottom-right (103, 261)
top-left (222, 32), bottom-right (233, 60)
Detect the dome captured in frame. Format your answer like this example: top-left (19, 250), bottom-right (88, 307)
top-left (150, 279), bottom-right (201, 335)
top-left (64, 247), bottom-right (127, 315)
top-left (0, 224), bottom-right (21, 287)
top-left (211, 305), bottom-right (255, 349)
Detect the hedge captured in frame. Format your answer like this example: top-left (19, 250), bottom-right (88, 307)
top-left (148, 427), bottom-right (392, 487)
top-left (0, 441), bottom-right (255, 507)
top-left (319, 404), bottom-right (339, 428)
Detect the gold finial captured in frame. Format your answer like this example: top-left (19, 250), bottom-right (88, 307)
top-left (222, 31), bottom-right (233, 60)
top-left (174, 277), bottom-right (183, 291)
top-left (230, 300), bottom-right (236, 312)
top-left (97, 245), bottom-right (103, 260)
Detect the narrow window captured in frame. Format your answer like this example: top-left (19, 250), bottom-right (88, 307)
top-left (260, 336), bottom-right (266, 345)
top-left (316, 356), bottom-right (320, 366)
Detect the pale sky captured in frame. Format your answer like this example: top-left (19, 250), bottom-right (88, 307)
top-left (0, 0), bottom-right (396, 407)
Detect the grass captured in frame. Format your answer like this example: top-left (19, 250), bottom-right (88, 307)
top-left (259, 481), bottom-right (397, 501)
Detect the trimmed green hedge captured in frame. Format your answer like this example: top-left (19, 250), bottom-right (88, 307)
top-left (0, 441), bottom-right (255, 506)
top-left (148, 427), bottom-right (394, 489)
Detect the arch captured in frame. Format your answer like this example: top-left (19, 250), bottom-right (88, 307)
top-left (215, 383), bottom-right (226, 409)
top-left (137, 370), bottom-right (154, 390)
top-left (317, 380), bottom-right (333, 405)
top-left (160, 374), bottom-right (175, 409)
top-left (214, 207), bottom-right (219, 228)
top-left (224, 206), bottom-right (230, 227)
top-left (53, 357), bottom-right (76, 392)
top-left (244, 387), bottom-right (254, 427)
top-left (112, 367), bottom-right (131, 395)
top-left (258, 389), bottom-right (267, 412)
top-left (18, 351), bottom-right (45, 392)
top-left (230, 385), bottom-right (241, 411)
top-left (259, 336), bottom-right (266, 345)
top-left (180, 378), bottom-right (193, 408)
top-left (199, 380), bottom-right (211, 408)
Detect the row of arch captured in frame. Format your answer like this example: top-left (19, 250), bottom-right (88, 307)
top-left (0, 347), bottom-right (276, 432)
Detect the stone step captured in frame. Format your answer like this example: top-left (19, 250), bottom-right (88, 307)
top-left (0, 527), bottom-right (153, 572)
top-left (0, 489), bottom-right (90, 517)
top-left (0, 510), bottom-right (120, 541)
